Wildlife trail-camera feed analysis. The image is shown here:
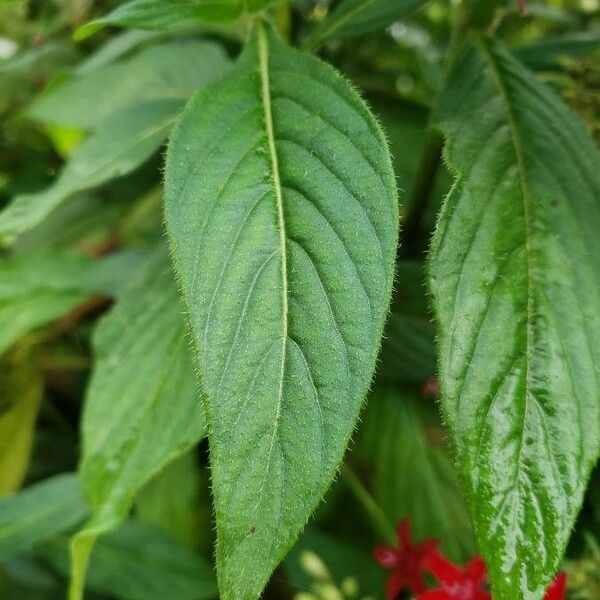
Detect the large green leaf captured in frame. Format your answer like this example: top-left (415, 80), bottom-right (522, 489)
top-left (306, 0), bottom-right (430, 50)
top-left (0, 251), bottom-right (140, 356)
top-left (165, 22), bottom-right (398, 600)
top-left (70, 249), bottom-right (205, 599)
top-left (0, 474), bottom-right (88, 562)
top-left (0, 100), bottom-right (180, 241)
top-left (43, 521), bottom-right (217, 600)
top-left (29, 40), bottom-right (230, 129)
top-left (429, 36), bottom-right (600, 599)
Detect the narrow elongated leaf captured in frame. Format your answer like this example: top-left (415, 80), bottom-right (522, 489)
top-left (165, 23), bottom-right (398, 600)
top-left (44, 522), bottom-right (217, 600)
top-left (429, 36), bottom-right (600, 599)
top-left (70, 249), bottom-right (205, 598)
top-left (306, 0), bottom-right (430, 50)
top-left (0, 474), bottom-right (88, 562)
top-left (0, 100), bottom-right (180, 240)
top-left (29, 40), bottom-right (230, 129)
top-left (0, 251), bottom-right (142, 356)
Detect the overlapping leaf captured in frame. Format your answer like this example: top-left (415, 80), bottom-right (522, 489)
top-left (165, 22), bottom-right (398, 600)
top-left (70, 249), bottom-right (205, 599)
top-left (429, 36), bottom-right (600, 599)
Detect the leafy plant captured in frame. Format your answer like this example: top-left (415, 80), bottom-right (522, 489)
top-left (0, 1), bottom-right (599, 600)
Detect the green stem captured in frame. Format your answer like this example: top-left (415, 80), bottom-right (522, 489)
top-left (341, 464), bottom-right (396, 544)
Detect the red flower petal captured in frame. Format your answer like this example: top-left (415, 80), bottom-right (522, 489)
top-left (544, 573), bottom-right (567, 600)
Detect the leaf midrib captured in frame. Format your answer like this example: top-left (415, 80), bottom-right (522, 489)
top-left (478, 37), bottom-right (536, 558)
top-left (257, 23), bottom-right (287, 467)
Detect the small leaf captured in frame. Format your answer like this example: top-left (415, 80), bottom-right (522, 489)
top-left (70, 249), bottom-right (205, 598)
top-left (429, 36), bottom-right (600, 599)
top-left (306, 0), bottom-right (430, 50)
top-left (42, 521), bottom-right (217, 600)
top-left (165, 22), bottom-right (398, 599)
top-left (0, 352), bottom-right (43, 495)
top-left (29, 40), bottom-right (230, 129)
top-left (0, 100), bottom-right (180, 240)
top-left (0, 474), bottom-right (88, 561)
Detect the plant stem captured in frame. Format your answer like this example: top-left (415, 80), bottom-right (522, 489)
top-left (401, 131), bottom-right (443, 258)
top-left (341, 464), bottom-right (396, 544)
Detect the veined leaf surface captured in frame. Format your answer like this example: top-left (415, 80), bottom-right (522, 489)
top-left (71, 250), bottom-right (205, 599)
top-left (165, 23), bottom-right (398, 600)
top-left (429, 37), bottom-right (600, 599)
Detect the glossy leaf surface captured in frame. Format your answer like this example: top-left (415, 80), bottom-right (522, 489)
top-left (429, 37), bottom-right (600, 599)
top-left (165, 23), bottom-right (398, 600)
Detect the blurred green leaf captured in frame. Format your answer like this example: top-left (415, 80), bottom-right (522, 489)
top-left (306, 0), bottom-right (431, 50)
top-left (514, 32), bottom-right (600, 71)
top-left (0, 474), bottom-right (88, 561)
top-left (42, 521), bottom-right (217, 600)
top-left (0, 99), bottom-right (181, 240)
top-left (70, 249), bottom-right (205, 598)
top-left (28, 40), bottom-right (230, 129)
top-left (0, 351), bottom-right (43, 495)
top-left (0, 251), bottom-right (142, 356)
top-left (358, 390), bottom-right (475, 561)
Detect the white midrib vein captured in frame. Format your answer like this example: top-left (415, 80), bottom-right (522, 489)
top-left (258, 23), bottom-right (288, 462)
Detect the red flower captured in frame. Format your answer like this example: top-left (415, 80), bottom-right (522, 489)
top-left (418, 550), bottom-right (491, 600)
top-left (373, 518), bottom-right (439, 599)
top-left (544, 573), bottom-right (566, 600)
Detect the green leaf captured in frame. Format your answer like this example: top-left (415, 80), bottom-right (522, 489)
top-left (0, 251), bottom-right (142, 356)
top-left (76, 0), bottom-right (245, 39)
top-left (42, 521), bottom-right (217, 600)
top-left (0, 100), bottom-right (180, 241)
top-left (359, 390), bottom-right (474, 560)
top-left (0, 352), bottom-right (43, 495)
top-left (165, 22), bottom-right (398, 600)
top-left (305, 0), bottom-right (430, 50)
top-left (429, 36), bottom-right (600, 599)
top-left (0, 474), bottom-right (88, 562)
top-left (29, 40), bottom-right (230, 129)
top-left (514, 32), bottom-right (600, 72)
top-left (70, 249), bottom-right (205, 598)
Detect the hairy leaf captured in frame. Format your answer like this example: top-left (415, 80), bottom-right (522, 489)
top-left (29, 40), bottom-right (230, 129)
top-left (429, 37), bottom-right (600, 599)
top-left (0, 100), bottom-right (180, 240)
top-left (70, 250), bottom-right (205, 599)
top-left (0, 474), bottom-right (88, 561)
top-left (0, 251), bottom-right (141, 356)
top-left (165, 22), bottom-right (398, 600)
top-left (43, 522), bottom-right (217, 600)
top-left (306, 0), bottom-right (430, 50)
